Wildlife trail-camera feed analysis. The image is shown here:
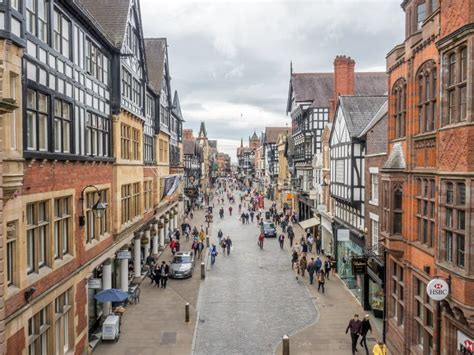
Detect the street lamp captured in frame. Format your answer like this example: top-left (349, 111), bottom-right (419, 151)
top-left (79, 185), bottom-right (107, 227)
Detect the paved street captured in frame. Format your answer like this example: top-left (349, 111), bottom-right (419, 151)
top-left (193, 200), bottom-right (318, 355)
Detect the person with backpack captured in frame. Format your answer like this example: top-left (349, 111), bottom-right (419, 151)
top-left (210, 244), bottom-right (218, 265)
top-left (317, 269), bottom-right (326, 293)
top-left (315, 257), bottom-right (322, 274)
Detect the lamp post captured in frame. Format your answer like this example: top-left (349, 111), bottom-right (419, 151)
top-left (79, 185), bottom-right (107, 227)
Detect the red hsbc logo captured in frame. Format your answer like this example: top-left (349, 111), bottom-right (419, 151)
top-left (464, 339), bottom-right (474, 352)
top-left (434, 283), bottom-right (443, 289)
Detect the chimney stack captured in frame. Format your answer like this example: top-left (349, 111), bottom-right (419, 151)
top-left (183, 128), bottom-right (194, 140)
top-left (332, 55), bottom-right (356, 117)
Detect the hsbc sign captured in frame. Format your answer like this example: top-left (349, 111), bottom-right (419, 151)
top-left (426, 278), bottom-right (449, 301)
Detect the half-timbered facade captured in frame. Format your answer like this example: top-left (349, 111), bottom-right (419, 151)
top-left (330, 95), bottom-right (387, 308)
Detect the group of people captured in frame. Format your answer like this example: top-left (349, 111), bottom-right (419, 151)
top-left (346, 314), bottom-right (387, 355)
top-left (147, 259), bottom-right (170, 289)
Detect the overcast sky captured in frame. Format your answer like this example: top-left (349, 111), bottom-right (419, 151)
top-left (141, 0), bottom-right (405, 161)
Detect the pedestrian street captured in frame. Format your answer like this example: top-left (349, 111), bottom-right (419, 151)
top-left (193, 200), bottom-right (319, 355)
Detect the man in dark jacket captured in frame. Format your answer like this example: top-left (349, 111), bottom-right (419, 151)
top-left (360, 315), bottom-right (373, 355)
top-left (346, 314), bottom-right (362, 355)
top-left (159, 261), bottom-right (169, 289)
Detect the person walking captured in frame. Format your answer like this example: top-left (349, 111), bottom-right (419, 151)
top-left (372, 341), bottom-right (388, 355)
top-left (324, 258), bottom-right (331, 279)
top-left (331, 256), bottom-right (337, 276)
top-left (317, 269), bottom-right (326, 293)
top-left (228, 206), bottom-right (233, 216)
top-left (299, 255), bottom-right (307, 277)
top-left (346, 314), bottom-right (362, 355)
top-left (315, 257), bottom-right (322, 274)
top-left (170, 239), bottom-right (177, 255)
top-left (360, 315), bottom-right (373, 355)
top-left (225, 236), bottom-right (232, 255)
top-left (288, 229), bottom-right (294, 247)
top-left (278, 234), bottom-right (285, 249)
top-left (221, 238), bottom-right (227, 255)
top-left (210, 244), bottom-right (218, 265)
top-left (258, 232), bottom-right (265, 250)
top-left (197, 240), bottom-right (204, 261)
top-left (159, 261), bottom-right (169, 289)
top-left (307, 235), bottom-right (314, 253)
top-left (316, 236), bottom-right (322, 255)
top-left (217, 229), bottom-right (223, 244)
top-left (199, 228), bottom-right (205, 243)
top-left (301, 241), bottom-right (308, 256)
top-left (291, 250), bottom-right (299, 270)
top-left (307, 258), bottom-right (315, 285)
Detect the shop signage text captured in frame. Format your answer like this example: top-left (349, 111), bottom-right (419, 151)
top-left (88, 278), bottom-right (102, 289)
top-left (117, 251), bottom-right (132, 259)
top-left (426, 278), bottom-right (449, 301)
top-left (352, 257), bottom-right (367, 275)
top-left (458, 331), bottom-right (474, 353)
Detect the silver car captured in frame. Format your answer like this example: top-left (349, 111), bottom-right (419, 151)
top-left (169, 252), bottom-right (194, 279)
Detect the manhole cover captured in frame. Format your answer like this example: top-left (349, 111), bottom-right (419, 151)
top-left (161, 332), bottom-right (177, 345)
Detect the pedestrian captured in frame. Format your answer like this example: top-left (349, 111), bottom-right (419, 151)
top-left (291, 250), bottom-right (299, 269)
top-left (153, 266), bottom-right (161, 286)
top-left (159, 261), bottom-right (169, 289)
top-left (316, 236), bottom-right (322, 255)
top-left (199, 228), bottom-right (205, 242)
top-left (250, 211), bottom-right (254, 222)
top-left (324, 258), bottom-right (331, 279)
top-left (210, 244), bottom-right (218, 265)
top-left (217, 229), bottom-right (223, 244)
top-left (299, 255), bottom-right (307, 277)
top-left (288, 230), bottom-right (294, 247)
top-left (170, 239), bottom-right (177, 255)
top-left (307, 235), bottom-right (314, 253)
top-left (331, 256), bottom-right (337, 276)
top-left (372, 341), bottom-right (388, 355)
top-left (228, 206), bottom-right (233, 216)
top-left (258, 232), bottom-right (264, 249)
top-left (221, 238), bottom-right (227, 255)
top-left (317, 269), bottom-right (326, 293)
top-left (175, 229), bottom-right (181, 241)
top-left (301, 241), bottom-right (308, 256)
top-left (225, 236), bottom-right (232, 255)
top-left (315, 257), bottom-right (322, 274)
top-left (360, 315), bottom-right (373, 355)
top-left (197, 240), bottom-right (204, 260)
top-left (278, 234), bottom-right (285, 249)
top-left (307, 258), bottom-right (315, 285)
top-left (346, 314), bottom-right (362, 355)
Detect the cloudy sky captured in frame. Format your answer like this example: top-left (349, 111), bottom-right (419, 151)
top-left (141, 0), bottom-right (405, 161)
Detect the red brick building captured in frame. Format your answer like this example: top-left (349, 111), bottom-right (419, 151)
top-left (382, 0), bottom-right (473, 354)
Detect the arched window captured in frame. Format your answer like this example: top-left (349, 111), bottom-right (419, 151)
top-left (443, 46), bottom-right (468, 126)
top-left (392, 78), bottom-right (406, 139)
top-left (417, 61), bottom-right (437, 132)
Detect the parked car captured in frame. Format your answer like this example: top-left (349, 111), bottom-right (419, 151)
top-left (169, 252), bottom-right (195, 279)
top-left (262, 221), bottom-right (277, 238)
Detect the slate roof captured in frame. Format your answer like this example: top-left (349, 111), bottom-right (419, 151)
top-left (358, 100), bottom-right (388, 138)
top-left (338, 95), bottom-right (387, 137)
top-left (183, 140), bottom-right (196, 155)
top-left (288, 72), bottom-right (387, 112)
top-left (198, 122), bottom-right (207, 138)
top-left (144, 38), bottom-right (166, 92)
top-left (172, 91), bottom-right (184, 122)
top-left (265, 127), bottom-right (290, 144)
top-left (384, 142), bottom-right (406, 170)
top-left (79, 0), bottom-right (131, 48)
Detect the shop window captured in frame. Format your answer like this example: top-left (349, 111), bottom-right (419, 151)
top-left (53, 196), bottom-right (71, 259)
top-left (442, 46), bottom-right (469, 126)
top-left (392, 78), bottom-right (406, 139)
top-left (26, 201), bottom-right (49, 274)
top-left (440, 181), bottom-right (466, 268)
top-left (86, 189), bottom-right (109, 243)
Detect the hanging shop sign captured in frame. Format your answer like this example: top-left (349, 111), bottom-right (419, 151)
top-left (337, 229), bottom-right (350, 241)
top-left (117, 251), bottom-right (131, 260)
top-left (351, 257), bottom-right (367, 275)
top-left (457, 330), bottom-right (474, 353)
top-left (426, 278), bottom-right (449, 301)
top-left (87, 278), bottom-right (102, 289)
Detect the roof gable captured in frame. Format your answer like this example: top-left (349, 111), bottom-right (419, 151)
top-left (265, 127), bottom-right (290, 144)
top-left (172, 91), bottom-right (184, 122)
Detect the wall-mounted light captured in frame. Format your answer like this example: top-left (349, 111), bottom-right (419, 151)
top-left (24, 287), bottom-right (36, 303)
top-left (79, 185), bottom-right (107, 227)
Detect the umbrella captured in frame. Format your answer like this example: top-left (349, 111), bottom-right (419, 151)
top-left (94, 288), bottom-right (129, 303)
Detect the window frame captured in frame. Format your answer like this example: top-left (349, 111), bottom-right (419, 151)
top-left (85, 189), bottom-right (109, 244)
top-left (417, 61), bottom-right (437, 133)
top-left (26, 200), bottom-right (49, 274)
top-left (415, 178), bottom-right (435, 248)
top-left (53, 196), bottom-right (72, 259)
top-left (392, 78), bottom-right (407, 139)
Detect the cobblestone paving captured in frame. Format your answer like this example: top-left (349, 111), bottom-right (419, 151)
top-left (193, 204), bottom-right (319, 355)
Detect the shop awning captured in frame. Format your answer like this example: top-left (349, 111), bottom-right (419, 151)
top-left (299, 217), bottom-right (320, 230)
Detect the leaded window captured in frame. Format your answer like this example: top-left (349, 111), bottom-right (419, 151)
top-left (392, 78), bottom-right (406, 139)
top-left (417, 61), bottom-right (437, 133)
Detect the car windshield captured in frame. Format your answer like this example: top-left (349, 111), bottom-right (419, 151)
top-left (264, 223), bottom-right (275, 229)
top-left (173, 255), bottom-right (192, 263)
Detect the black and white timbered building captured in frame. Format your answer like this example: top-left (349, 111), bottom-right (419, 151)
top-left (329, 95), bottom-right (387, 299)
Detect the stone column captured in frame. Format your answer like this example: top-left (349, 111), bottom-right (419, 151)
top-left (120, 255), bottom-right (129, 292)
top-left (159, 220), bottom-right (165, 250)
top-left (144, 229), bottom-right (151, 257)
top-left (134, 236), bottom-right (141, 278)
top-left (102, 259), bottom-right (112, 315)
top-left (152, 224), bottom-right (159, 254)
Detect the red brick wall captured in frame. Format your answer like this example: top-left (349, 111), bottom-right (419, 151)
top-left (6, 328), bottom-right (24, 355)
top-left (75, 279), bottom-right (87, 336)
top-left (440, 0), bottom-right (474, 37)
top-left (74, 334), bottom-right (86, 355)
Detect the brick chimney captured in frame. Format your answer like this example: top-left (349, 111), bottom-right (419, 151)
top-left (183, 128), bottom-right (194, 140)
top-left (331, 55), bottom-right (356, 119)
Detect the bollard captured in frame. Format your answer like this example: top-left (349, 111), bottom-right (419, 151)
top-left (206, 236), bottom-right (210, 248)
top-left (282, 335), bottom-right (289, 355)
top-left (185, 302), bottom-right (190, 323)
top-left (201, 262), bottom-right (205, 280)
